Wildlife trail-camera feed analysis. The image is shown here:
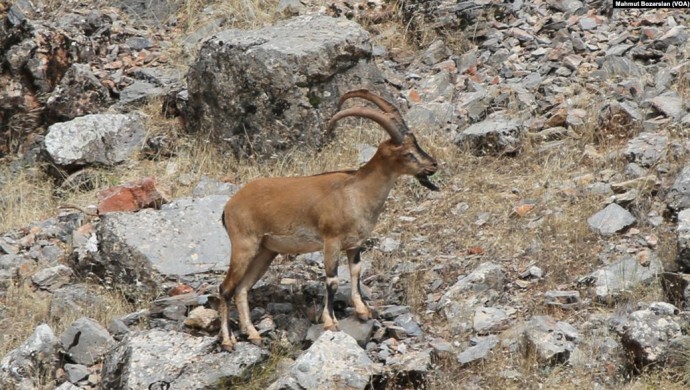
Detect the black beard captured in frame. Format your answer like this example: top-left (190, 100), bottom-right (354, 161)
top-left (416, 174), bottom-right (439, 191)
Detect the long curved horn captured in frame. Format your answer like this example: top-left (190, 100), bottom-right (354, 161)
top-left (338, 89), bottom-right (401, 117)
top-left (328, 107), bottom-right (404, 145)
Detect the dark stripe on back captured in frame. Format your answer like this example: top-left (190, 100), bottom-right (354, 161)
top-left (310, 169), bottom-right (357, 177)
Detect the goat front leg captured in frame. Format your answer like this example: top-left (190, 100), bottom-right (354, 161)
top-left (322, 238), bottom-right (341, 331)
top-left (347, 248), bottom-right (371, 320)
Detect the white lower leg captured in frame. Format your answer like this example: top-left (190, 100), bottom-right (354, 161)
top-left (322, 276), bottom-right (339, 329)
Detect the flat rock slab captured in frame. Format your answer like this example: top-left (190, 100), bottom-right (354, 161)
top-left (458, 335), bottom-right (499, 365)
top-left (60, 317), bottom-right (116, 366)
top-left (186, 14), bottom-right (383, 158)
top-left (623, 131), bottom-right (668, 168)
top-left (587, 252), bottom-right (662, 301)
top-left (587, 203), bottom-right (636, 236)
top-left (649, 90), bottom-right (685, 120)
top-left (269, 331), bottom-right (380, 390)
top-left (102, 329), bottom-right (267, 389)
top-left (44, 113), bottom-right (146, 169)
top-left (96, 195), bottom-right (230, 293)
top-left (455, 118), bottom-right (522, 155)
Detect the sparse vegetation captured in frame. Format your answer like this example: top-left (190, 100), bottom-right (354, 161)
top-left (3, 0), bottom-right (690, 389)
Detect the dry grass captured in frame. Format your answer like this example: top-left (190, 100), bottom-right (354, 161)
top-left (0, 280), bottom-right (137, 365)
top-left (0, 167), bottom-right (57, 233)
top-left (2, 2), bottom-right (690, 389)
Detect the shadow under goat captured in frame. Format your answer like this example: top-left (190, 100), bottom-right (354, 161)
top-left (218, 89), bottom-right (439, 351)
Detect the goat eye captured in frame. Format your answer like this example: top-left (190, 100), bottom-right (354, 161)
top-left (405, 152), bottom-right (417, 160)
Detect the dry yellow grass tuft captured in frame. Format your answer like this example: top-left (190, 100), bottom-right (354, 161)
top-left (3, 3), bottom-right (690, 388)
top-left (0, 280), bottom-right (138, 366)
top-left (0, 167), bottom-right (57, 233)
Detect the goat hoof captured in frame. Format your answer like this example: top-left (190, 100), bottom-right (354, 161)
top-left (356, 311), bottom-right (371, 321)
top-left (323, 324), bottom-right (340, 332)
top-left (248, 336), bottom-right (262, 346)
top-left (221, 341), bottom-right (235, 352)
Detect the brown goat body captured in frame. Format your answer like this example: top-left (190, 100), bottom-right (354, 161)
top-left (218, 90), bottom-right (438, 350)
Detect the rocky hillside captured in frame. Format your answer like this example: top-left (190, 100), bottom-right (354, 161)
top-left (2, 0), bottom-right (690, 388)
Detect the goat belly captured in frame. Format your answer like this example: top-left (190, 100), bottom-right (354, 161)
top-left (262, 229), bottom-right (323, 254)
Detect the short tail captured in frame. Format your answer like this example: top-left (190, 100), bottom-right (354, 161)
top-left (221, 210), bottom-right (226, 229)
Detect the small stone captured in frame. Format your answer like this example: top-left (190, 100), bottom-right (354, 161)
top-left (394, 313), bottom-right (423, 337)
top-left (64, 363), bottom-right (89, 384)
top-left (338, 317), bottom-right (376, 347)
top-left (31, 265), bottom-right (73, 291)
top-left (385, 325), bottom-right (409, 340)
top-left (667, 165), bottom-right (690, 213)
top-left (379, 237), bottom-right (401, 253)
top-left (649, 91), bottom-right (685, 120)
top-left (473, 307), bottom-right (510, 334)
top-left (183, 307), bottom-right (220, 332)
top-left (379, 305), bottom-right (411, 320)
top-left (543, 290), bottom-right (581, 310)
top-left (191, 176), bottom-right (240, 198)
top-left (430, 338), bottom-right (454, 359)
top-left (422, 40), bottom-right (450, 65)
top-left (521, 316), bottom-right (578, 364)
top-left (107, 319), bottom-right (130, 341)
top-left (579, 17), bottom-right (597, 31)
top-left (457, 335), bottom-right (499, 365)
top-left (677, 209), bottom-right (690, 271)
top-left (563, 54), bottom-right (583, 71)
top-left (585, 253), bottom-right (662, 301)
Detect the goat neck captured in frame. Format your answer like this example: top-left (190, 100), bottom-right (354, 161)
top-left (353, 146), bottom-right (400, 215)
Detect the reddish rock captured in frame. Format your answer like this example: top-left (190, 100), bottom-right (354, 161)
top-left (168, 284), bottom-right (194, 296)
top-left (97, 177), bottom-right (166, 214)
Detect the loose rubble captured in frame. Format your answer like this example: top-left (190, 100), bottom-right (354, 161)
top-left (3, 0), bottom-right (690, 388)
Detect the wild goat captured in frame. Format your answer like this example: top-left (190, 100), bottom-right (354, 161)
top-left (218, 89), bottom-right (438, 351)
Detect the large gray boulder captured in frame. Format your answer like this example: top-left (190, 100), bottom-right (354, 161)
top-left (43, 113), bottom-right (147, 170)
top-left (269, 331), bottom-right (380, 390)
top-left (60, 317), bottom-right (116, 366)
top-left (92, 195), bottom-right (230, 295)
top-left (584, 252), bottom-right (662, 301)
top-left (45, 64), bottom-right (111, 121)
top-left (614, 302), bottom-right (685, 365)
top-left (185, 15), bottom-right (386, 158)
top-left (0, 324), bottom-right (60, 390)
top-left (437, 262), bottom-right (506, 335)
top-left (102, 329), bottom-right (267, 389)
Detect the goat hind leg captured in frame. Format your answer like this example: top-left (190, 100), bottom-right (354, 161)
top-left (218, 238), bottom-right (258, 351)
top-left (219, 273), bottom-right (240, 351)
top-left (235, 247), bottom-right (277, 345)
